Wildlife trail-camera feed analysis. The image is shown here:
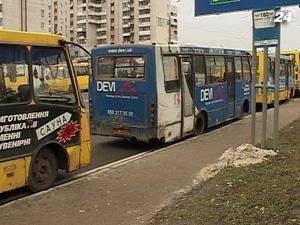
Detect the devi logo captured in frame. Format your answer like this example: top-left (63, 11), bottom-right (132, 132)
top-left (200, 86), bottom-right (224, 102)
top-left (118, 82), bottom-right (137, 94)
top-left (97, 81), bottom-right (116, 92)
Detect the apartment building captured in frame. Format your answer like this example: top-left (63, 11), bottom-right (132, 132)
top-left (0, 0), bottom-right (51, 32)
top-left (76, 0), bottom-right (178, 50)
top-left (52, 0), bottom-right (77, 42)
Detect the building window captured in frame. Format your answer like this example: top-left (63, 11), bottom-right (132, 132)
top-left (139, 26), bottom-right (150, 31)
top-left (139, 9), bottom-right (150, 15)
top-left (139, 35), bottom-right (150, 41)
top-left (41, 9), bottom-right (45, 18)
top-left (41, 23), bottom-right (45, 29)
top-left (157, 17), bottom-right (167, 27)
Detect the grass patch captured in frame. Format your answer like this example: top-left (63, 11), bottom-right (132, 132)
top-left (148, 119), bottom-right (300, 225)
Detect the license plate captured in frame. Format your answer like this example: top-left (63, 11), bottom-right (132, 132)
top-left (113, 128), bottom-right (129, 136)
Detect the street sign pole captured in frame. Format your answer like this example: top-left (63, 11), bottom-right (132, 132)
top-left (262, 46), bottom-right (268, 148)
top-left (252, 8), bottom-right (280, 149)
top-left (251, 34), bottom-right (257, 145)
top-left (273, 23), bottom-right (281, 149)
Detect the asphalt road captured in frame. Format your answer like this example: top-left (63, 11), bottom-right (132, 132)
top-left (0, 92), bottom-right (154, 203)
top-left (78, 92), bottom-right (155, 172)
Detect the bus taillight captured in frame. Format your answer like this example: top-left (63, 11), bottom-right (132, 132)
top-left (150, 102), bottom-right (155, 125)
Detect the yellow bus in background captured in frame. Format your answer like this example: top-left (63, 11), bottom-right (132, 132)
top-left (281, 50), bottom-right (300, 96)
top-left (3, 65), bottom-right (28, 91)
top-left (0, 30), bottom-right (91, 193)
top-left (47, 64), bottom-right (72, 93)
top-left (73, 60), bottom-right (89, 92)
top-left (256, 51), bottom-right (295, 105)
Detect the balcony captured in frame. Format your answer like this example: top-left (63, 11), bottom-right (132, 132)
top-left (77, 3), bottom-right (87, 8)
top-left (78, 35), bottom-right (86, 40)
top-left (88, 2), bottom-right (102, 8)
top-left (88, 18), bottom-right (101, 24)
top-left (77, 27), bottom-right (86, 32)
top-left (96, 35), bottom-right (107, 40)
top-left (88, 10), bottom-right (106, 16)
top-left (139, 30), bottom-right (151, 35)
top-left (139, 22), bottom-right (150, 27)
top-left (139, 14), bottom-right (150, 19)
top-left (123, 32), bottom-right (130, 37)
top-left (77, 19), bottom-right (87, 24)
top-left (122, 15), bottom-right (130, 20)
top-left (96, 27), bottom-right (107, 32)
top-left (99, 18), bottom-right (107, 23)
top-left (77, 11), bottom-right (86, 17)
top-left (139, 4), bottom-right (150, 10)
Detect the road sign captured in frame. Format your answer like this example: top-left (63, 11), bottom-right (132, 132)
top-left (253, 9), bottom-right (280, 46)
top-left (195, 0), bottom-right (300, 16)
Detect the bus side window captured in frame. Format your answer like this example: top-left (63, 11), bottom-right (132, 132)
top-left (234, 57), bottom-right (242, 80)
top-left (242, 57), bottom-right (251, 81)
top-left (163, 56), bottom-right (180, 92)
top-left (206, 56), bottom-right (225, 83)
top-left (194, 55), bottom-right (206, 86)
top-left (0, 44), bottom-right (30, 104)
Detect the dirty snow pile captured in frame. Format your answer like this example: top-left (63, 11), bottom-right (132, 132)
top-left (194, 144), bottom-right (277, 185)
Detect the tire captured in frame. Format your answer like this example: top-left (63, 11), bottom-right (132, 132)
top-left (194, 113), bottom-right (206, 135)
top-left (239, 102), bottom-right (249, 119)
top-left (290, 89), bottom-right (294, 98)
top-left (28, 148), bottom-right (58, 192)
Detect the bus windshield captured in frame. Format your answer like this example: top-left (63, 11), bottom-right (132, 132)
top-left (31, 47), bottom-right (76, 104)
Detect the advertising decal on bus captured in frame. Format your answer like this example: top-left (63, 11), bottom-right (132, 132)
top-left (200, 86), bottom-right (225, 105)
top-left (0, 111), bottom-right (80, 152)
top-left (0, 111), bottom-right (49, 151)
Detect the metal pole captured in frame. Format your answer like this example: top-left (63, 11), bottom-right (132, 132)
top-left (168, 14), bottom-right (172, 44)
top-left (273, 24), bottom-right (281, 149)
top-left (251, 37), bottom-right (257, 146)
top-left (262, 46), bottom-right (268, 148)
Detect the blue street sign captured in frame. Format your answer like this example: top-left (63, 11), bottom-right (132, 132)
top-left (253, 9), bottom-right (280, 47)
top-left (195, 0), bottom-right (300, 16)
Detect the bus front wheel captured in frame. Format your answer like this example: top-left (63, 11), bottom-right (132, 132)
top-left (194, 113), bottom-right (206, 135)
top-left (28, 148), bottom-right (58, 192)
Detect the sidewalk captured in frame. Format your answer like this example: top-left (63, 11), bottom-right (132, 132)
top-left (1, 99), bottom-right (300, 225)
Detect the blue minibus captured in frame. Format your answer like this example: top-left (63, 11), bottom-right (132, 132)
top-left (89, 44), bottom-right (251, 143)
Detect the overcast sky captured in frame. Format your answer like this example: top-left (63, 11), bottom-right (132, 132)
top-left (174, 0), bottom-right (300, 50)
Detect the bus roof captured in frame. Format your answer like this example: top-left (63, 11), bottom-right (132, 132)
top-left (92, 43), bottom-right (249, 56)
top-left (177, 45), bottom-right (249, 56)
top-left (0, 29), bottom-right (65, 46)
top-left (281, 50), bottom-right (300, 54)
top-left (255, 51), bottom-right (293, 60)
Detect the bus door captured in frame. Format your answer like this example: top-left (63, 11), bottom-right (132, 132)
top-left (180, 57), bottom-right (194, 134)
top-left (225, 58), bottom-right (236, 117)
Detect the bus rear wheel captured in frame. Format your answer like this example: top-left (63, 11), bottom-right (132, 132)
top-left (28, 148), bottom-right (58, 192)
top-left (194, 113), bottom-right (206, 135)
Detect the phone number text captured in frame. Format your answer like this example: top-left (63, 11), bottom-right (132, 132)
top-left (107, 110), bottom-right (134, 117)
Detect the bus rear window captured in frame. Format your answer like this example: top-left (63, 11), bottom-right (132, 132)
top-left (97, 56), bottom-right (145, 80)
